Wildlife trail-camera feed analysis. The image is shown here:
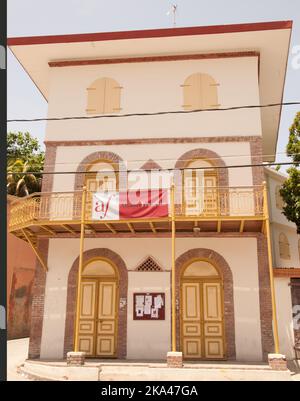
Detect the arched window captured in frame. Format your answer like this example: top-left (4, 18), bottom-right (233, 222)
top-left (182, 73), bottom-right (219, 110)
top-left (86, 77), bottom-right (122, 114)
top-left (275, 185), bottom-right (284, 210)
top-left (279, 233), bottom-right (290, 260)
top-left (82, 259), bottom-right (117, 277)
top-left (183, 260), bottom-right (220, 278)
top-left (183, 158), bottom-right (218, 216)
top-left (84, 160), bottom-right (118, 219)
top-left (85, 160), bottom-right (118, 193)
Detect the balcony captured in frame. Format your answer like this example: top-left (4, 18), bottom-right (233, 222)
top-left (8, 186), bottom-right (265, 241)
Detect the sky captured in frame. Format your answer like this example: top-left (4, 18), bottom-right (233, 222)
top-left (7, 0), bottom-right (300, 168)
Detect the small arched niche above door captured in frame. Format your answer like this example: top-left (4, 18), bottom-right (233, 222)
top-left (82, 258), bottom-right (117, 277)
top-left (183, 260), bottom-right (219, 278)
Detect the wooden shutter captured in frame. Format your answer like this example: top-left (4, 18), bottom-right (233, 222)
top-left (182, 73), bottom-right (200, 110)
top-left (104, 78), bottom-right (122, 114)
top-left (182, 73), bottom-right (219, 110)
top-left (275, 185), bottom-right (284, 209)
top-left (200, 74), bottom-right (219, 108)
top-left (86, 78), bottom-right (105, 114)
top-left (279, 233), bottom-right (291, 260)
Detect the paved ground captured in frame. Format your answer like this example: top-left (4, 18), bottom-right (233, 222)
top-left (7, 338), bottom-right (300, 381)
top-left (7, 337), bottom-right (31, 381)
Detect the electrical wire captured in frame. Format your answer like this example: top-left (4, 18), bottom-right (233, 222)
top-left (7, 101), bottom-right (300, 123)
top-left (7, 161), bottom-right (299, 175)
top-left (7, 151), bottom-right (299, 170)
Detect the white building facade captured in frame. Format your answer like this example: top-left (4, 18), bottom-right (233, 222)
top-left (8, 21), bottom-right (298, 362)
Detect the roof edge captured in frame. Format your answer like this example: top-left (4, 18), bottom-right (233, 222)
top-left (8, 20), bottom-right (293, 47)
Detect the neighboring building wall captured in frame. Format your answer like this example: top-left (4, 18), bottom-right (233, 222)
top-left (265, 168), bottom-right (300, 359)
top-left (7, 232), bottom-right (36, 339)
top-left (38, 236), bottom-right (264, 361)
top-left (266, 168), bottom-right (300, 268)
top-left (291, 279), bottom-right (300, 346)
top-left (274, 277), bottom-right (295, 359)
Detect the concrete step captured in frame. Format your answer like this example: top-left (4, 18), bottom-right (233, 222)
top-left (21, 360), bottom-right (292, 382)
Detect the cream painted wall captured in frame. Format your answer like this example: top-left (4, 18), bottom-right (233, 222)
top-left (267, 174), bottom-right (295, 228)
top-left (45, 56), bottom-right (261, 141)
top-left (40, 237), bottom-right (262, 361)
top-left (52, 141), bottom-right (253, 192)
top-left (275, 277), bottom-right (295, 359)
top-left (127, 272), bottom-right (170, 359)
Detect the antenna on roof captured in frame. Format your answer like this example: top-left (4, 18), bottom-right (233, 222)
top-left (166, 4), bottom-right (178, 27)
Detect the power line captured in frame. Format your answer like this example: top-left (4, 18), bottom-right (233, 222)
top-left (7, 151), bottom-right (296, 169)
top-left (7, 101), bottom-right (300, 123)
top-left (7, 161), bottom-right (299, 175)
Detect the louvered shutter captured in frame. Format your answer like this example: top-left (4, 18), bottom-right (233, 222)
top-left (104, 78), bottom-right (122, 114)
top-left (86, 78), bottom-right (105, 114)
top-left (201, 74), bottom-right (219, 108)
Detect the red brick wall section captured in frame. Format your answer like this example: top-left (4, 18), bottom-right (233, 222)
top-left (175, 248), bottom-right (236, 360)
top-left (74, 151), bottom-right (126, 191)
top-left (28, 239), bottom-right (49, 359)
top-left (63, 248), bottom-right (128, 359)
top-left (250, 137), bottom-right (264, 186)
top-left (175, 148), bottom-right (229, 187)
top-left (256, 233), bottom-right (274, 360)
top-left (41, 144), bottom-right (57, 193)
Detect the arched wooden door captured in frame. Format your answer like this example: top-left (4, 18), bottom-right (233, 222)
top-left (181, 259), bottom-right (225, 360)
top-left (77, 258), bottom-right (119, 358)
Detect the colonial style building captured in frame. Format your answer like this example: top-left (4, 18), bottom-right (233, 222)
top-left (8, 21), bottom-right (299, 364)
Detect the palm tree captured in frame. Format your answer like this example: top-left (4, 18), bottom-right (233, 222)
top-left (7, 159), bottom-right (42, 197)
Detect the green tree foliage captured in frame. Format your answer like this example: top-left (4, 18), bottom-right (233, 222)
top-left (7, 132), bottom-right (44, 197)
top-left (280, 112), bottom-right (300, 233)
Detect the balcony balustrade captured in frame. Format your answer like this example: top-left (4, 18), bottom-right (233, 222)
top-left (8, 186), bottom-right (265, 238)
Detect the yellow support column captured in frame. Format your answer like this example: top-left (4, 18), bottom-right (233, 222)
top-left (263, 181), bottom-right (280, 354)
top-left (74, 186), bottom-right (87, 352)
top-left (171, 183), bottom-right (176, 352)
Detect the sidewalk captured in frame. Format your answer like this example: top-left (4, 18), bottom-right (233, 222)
top-left (7, 338), bottom-right (300, 381)
top-left (7, 337), bottom-right (30, 381)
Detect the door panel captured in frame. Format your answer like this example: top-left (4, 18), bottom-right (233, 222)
top-left (203, 283), bottom-right (222, 321)
top-left (78, 280), bottom-right (97, 355)
top-left (182, 283), bottom-right (202, 358)
top-left (96, 336), bottom-right (115, 356)
top-left (203, 176), bottom-right (218, 215)
top-left (202, 282), bottom-right (223, 359)
top-left (96, 281), bottom-right (116, 356)
top-left (205, 338), bottom-right (224, 359)
top-left (80, 281), bottom-right (96, 319)
top-left (79, 336), bottom-right (94, 355)
top-left (183, 338), bottom-right (202, 358)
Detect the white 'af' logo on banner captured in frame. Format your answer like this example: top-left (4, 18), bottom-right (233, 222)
top-left (92, 192), bottom-right (119, 220)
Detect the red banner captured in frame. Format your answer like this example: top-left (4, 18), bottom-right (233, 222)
top-left (92, 189), bottom-right (169, 221)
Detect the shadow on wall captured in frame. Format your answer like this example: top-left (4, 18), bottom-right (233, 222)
top-left (8, 267), bottom-right (35, 339)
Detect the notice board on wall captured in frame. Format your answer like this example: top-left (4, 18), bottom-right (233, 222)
top-left (133, 292), bottom-right (165, 320)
